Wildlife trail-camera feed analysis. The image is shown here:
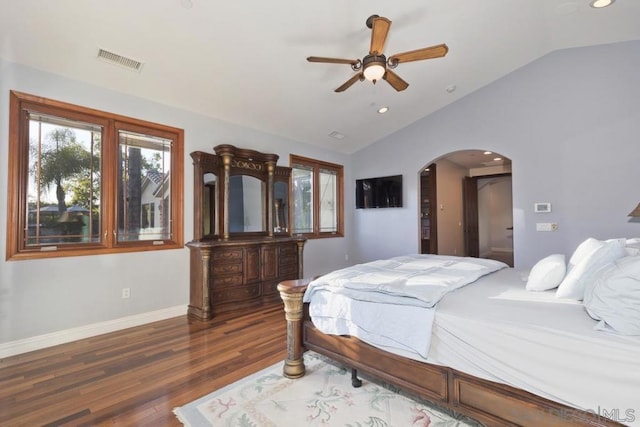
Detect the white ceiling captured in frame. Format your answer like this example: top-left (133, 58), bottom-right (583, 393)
top-left (1, 0), bottom-right (639, 154)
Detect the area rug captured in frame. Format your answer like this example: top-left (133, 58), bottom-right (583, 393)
top-left (174, 351), bottom-right (483, 426)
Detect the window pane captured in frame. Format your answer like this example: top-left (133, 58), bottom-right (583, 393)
top-left (319, 168), bottom-right (338, 233)
top-left (292, 165), bottom-right (313, 234)
top-left (118, 131), bottom-right (172, 242)
top-left (8, 92), bottom-right (184, 259)
top-left (25, 114), bottom-right (101, 247)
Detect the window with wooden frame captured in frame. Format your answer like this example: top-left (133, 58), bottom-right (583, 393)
top-left (6, 91), bottom-right (184, 260)
top-left (290, 154), bottom-right (344, 238)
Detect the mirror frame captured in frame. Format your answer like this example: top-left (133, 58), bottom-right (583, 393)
top-left (191, 151), bottom-right (220, 240)
top-left (191, 145), bottom-right (293, 241)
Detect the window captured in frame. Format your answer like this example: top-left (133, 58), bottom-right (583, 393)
top-left (6, 91), bottom-right (184, 260)
top-left (290, 154), bottom-right (343, 238)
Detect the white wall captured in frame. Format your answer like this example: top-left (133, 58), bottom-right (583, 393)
top-left (351, 40), bottom-right (640, 268)
top-left (0, 59), bottom-right (351, 347)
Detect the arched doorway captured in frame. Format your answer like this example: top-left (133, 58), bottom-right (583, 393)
top-left (419, 150), bottom-right (513, 266)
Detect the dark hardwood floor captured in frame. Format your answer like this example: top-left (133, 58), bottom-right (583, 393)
top-left (0, 301), bottom-right (288, 426)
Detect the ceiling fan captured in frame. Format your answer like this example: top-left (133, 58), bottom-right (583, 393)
top-left (307, 14), bottom-right (448, 93)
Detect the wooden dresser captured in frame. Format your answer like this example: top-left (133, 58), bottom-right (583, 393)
top-left (187, 237), bottom-right (305, 319)
top-left (186, 145), bottom-right (306, 320)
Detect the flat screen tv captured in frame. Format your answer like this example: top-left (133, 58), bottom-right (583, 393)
top-left (356, 175), bottom-right (403, 209)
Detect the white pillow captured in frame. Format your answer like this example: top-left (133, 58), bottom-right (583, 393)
top-left (526, 254), bottom-right (566, 291)
top-left (625, 238), bottom-right (640, 255)
top-left (567, 238), bottom-right (603, 272)
top-left (626, 247), bottom-right (640, 256)
top-left (625, 237), bottom-right (640, 247)
top-left (556, 239), bottom-right (627, 300)
top-left (584, 256), bottom-right (640, 335)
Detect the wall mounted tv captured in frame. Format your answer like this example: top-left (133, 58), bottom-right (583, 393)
top-left (356, 175), bottom-right (403, 209)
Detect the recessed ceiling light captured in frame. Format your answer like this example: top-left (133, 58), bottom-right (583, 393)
top-left (590, 0), bottom-right (614, 8)
top-left (493, 157), bottom-right (502, 161)
top-left (377, 106), bottom-right (389, 114)
top-left (483, 151), bottom-right (492, 155)
top-left (446, 84), bottom-right (457, 93)
top-left (329, 131), bottom-right (345, 140)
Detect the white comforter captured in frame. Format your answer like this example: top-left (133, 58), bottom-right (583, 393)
top-left (305, 254), bottom-right (507, 357)
top-left (304, 254), bottom-right (507, 307)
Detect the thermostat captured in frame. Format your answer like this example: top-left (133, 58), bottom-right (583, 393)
top-left (534, 202), bottom-right (551, 213)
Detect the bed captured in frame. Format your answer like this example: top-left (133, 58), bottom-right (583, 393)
top-left (277, 241), bottom-right (640, 427)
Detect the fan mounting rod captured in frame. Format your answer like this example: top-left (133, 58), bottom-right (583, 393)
top-left (365, 14), bottom-right (380, 29)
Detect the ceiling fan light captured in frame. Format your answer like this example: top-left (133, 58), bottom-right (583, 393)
top-left (363, 63), bottom-right (385, 82)
top-left (362, 55), bottom-right (387, 82)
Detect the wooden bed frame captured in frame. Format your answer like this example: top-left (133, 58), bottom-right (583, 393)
top-left (277, 279), bottom-right (623, 427)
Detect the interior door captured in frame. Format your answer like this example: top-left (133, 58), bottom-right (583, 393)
top-left (420, 164), bottom-right (438, 254)
top-left (463, 176), bottom-right (479, 257)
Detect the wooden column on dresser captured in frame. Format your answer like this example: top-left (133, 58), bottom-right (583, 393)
top-left (187, 144), bottom-right (306, 321)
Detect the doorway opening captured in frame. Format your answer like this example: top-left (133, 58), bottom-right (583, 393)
top-left (419, 150), bottom-right (513, 266)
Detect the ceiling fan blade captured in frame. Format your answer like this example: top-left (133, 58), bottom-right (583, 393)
top-left (369, 16), bottom-right (391, 55)
top-left (307, 56), bottom-right (359, 65)
top-left (335, 73), bottom-right (363, 92)
top-left (383, 69), bottom-right (409, 92)
top-left (389, 43), bottom-right (449, 64)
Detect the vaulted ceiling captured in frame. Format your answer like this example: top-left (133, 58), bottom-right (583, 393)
top-left (1, 0), bottom-right (638, 154)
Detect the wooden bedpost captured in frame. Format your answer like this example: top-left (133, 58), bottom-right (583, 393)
top-left (277, 278), bottom-right (312, 379)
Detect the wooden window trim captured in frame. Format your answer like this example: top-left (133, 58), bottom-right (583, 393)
top-left (6, 90), bottom-right (184, 260)
top-left (290, 154), bottom-right (344, 239)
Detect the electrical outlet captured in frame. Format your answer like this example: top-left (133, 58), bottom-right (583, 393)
top-left (536, 223), bottom-right (559, 232)
top-left (121, 288), bottom-right (130, 299)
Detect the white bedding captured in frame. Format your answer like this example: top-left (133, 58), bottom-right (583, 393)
top-left (304, 254), bottom-right (507, 307)
top-left (430, 267), bottom-right (640, 426)
top-left (306, 254), bottom-right (506, 357)
top-left (308, 291), bottom-right (437, 357)
top-left (308, 264), bottom-right (640, 426)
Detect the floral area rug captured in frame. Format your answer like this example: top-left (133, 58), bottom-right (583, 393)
top-left (173, 351), bottom-right (483, 427)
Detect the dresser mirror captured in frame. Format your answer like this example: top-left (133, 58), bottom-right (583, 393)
top-left (228, 175), bottom-right (265, 233)
top-left (202, 172), bottom-right (218, 236)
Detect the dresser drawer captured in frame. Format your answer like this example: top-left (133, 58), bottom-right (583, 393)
top-left (279, 244), bottom-right (297, 260)
top-left (213, 262), bottom-right (242, 275)
top-left (212, 274), bottom-right (243, 287)
top-left (262, 280), bottom-right (280, 296)
top-left (280, 272), bottom-right (299, 282)
top-left (213, 284), bottom-right (261, 303)
top-left (279, 262), bottom-right (298, 276)
top-left (279, 245), bottom-right (298, 267)
top-left (213, 248), bottom-right (243, 262)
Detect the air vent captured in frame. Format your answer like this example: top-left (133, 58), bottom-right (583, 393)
top-left (97, 48), bottom-right (144, 72)
top-left (329, 131), bottom-right (345, 140)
